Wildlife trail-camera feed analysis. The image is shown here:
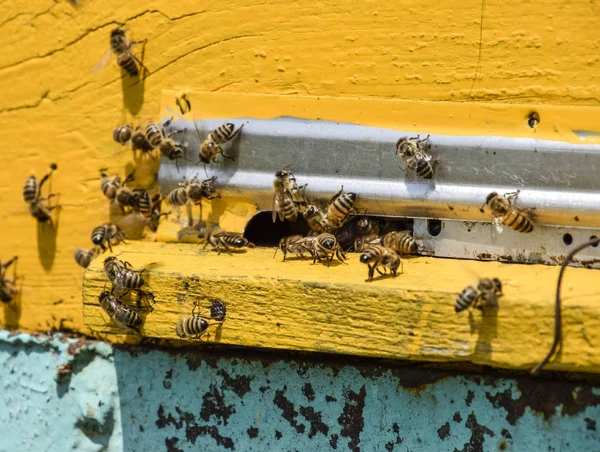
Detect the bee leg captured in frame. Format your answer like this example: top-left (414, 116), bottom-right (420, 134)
top-left (367, 264), bottom-right (375, 282)
top-left (376, 267), bottom-right (386, 276)
top-left (107, 241), bottom-right (113, 253)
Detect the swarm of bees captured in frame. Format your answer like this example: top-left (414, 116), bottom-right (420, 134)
top-left (23, 164), bottom-right (60, 223)
top-left (175, 298), bottom-right (227, 339)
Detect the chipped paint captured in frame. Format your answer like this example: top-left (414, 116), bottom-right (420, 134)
top-left (1, 331), bottom-right (600, 451)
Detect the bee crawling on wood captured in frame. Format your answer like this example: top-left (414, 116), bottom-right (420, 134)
top-left (360, 245), bottom-right (402, 282)
top-left (23, 164), bottom-right (60, 223)
top-left (202, 229), bottom-right (255, 255)
top-left (455, 278), bottom-right (502, 313)
top-left (396, 134), bottom-right (439, 179)
top-left (274, 235), bottom-right (310, 261)
top-left (92, 224), bottom-right (127, 252)
top-left (175, 298), bottom-right (227, 339)
top-left (113, 124), bottom-right (133, 145)
top-left (103, 256), bottom-right (146, 293)
top-left (482, 190), bottom-right (534, 234)
top-left (0, 256), bottom-right (18, 303)
top-left (98, 289), bottom-right (144, 334)
top-left (131, 125), bottom-right (155, 154)
top-left (94, 27), bottom-right (148, 78)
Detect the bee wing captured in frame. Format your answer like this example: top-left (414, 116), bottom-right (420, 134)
top-left (492, 215), bottom-right (504, 234)
top-left (272, 193), bottom-right (284, 223)
top-left (93, 48), bottom-right (113, 73)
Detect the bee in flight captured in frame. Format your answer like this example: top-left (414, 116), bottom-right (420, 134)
top-left (73, 247), bottom-right (101, 269)
top-left (326, 186), bottom-right (357, 230)
top-left (94, 28), bottom-right (147, 78)
top-left (175, 298), bottom-right (227, 339)
top-left (202, 229), bottom-right (255, 255)
top-left (113, 124), bottom-right (133, 145)
top-left (455, 278), bottom-right (502, 313)
top-left (0, 256), bottom-right (18, 303)
top-left (98, 290), bottom-right (143, 334)
top-left (360, 245), bottom-right (402, 282)
top-left (91, 223), bottom-right (127, 252)
top-left (482, 190), bottom-right (534, 234)
top-left (396, 134), bottom-right (438, 180)
top-left (195, 120), bottom-right (243, 165)
top-left (23, 163), bottom-right (60, 223)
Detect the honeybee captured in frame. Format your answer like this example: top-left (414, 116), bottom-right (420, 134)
top-left (304, 205), bottom-right (329, 233)
top-left (146, 194), bottom-right (170, 232)
top-left (73, 247), bottom-right (101, 269)
top-left (195, 121), bottom-right (242, 164)
top-left (326, 186), bottom-right (357, 230)
top-left (0, 256), bottom-right (18, 303)
top-left (289, 175), bottom-right (308, 212)
top-left (99, 290), bottom-right (143, 334)
top-left (203, 229), bottom-right (255, 255)
top-left (297, 233), bottom-right (347, 266)
top-left (455, 278), bottom-right (502, 313)
top-left (381, 231), bottom-right (419, 255)
top-left (360, 246), bottom-right (402, 282)
top-left (396, 135), bottom-right (438, 179)
top-left (274, 235), bottom-right (309, 261)
top-left (23, 164), bottom-right (60, 223)
top-left (103, 256), bottom-right (145, 292)
top-left (148, 120), bottom-right (187, 171)
top-left (91, 224), bottom-right (127, 252)
top-left (175, 298), bottom-right (226, 339)
top-left (94, 28), bottom-right (147, 78)
top-left (272, 168), bottom-right (299, 223)
top-left (175, 93), bottom-right (191, 115)
top-left (131, 125), bottom-right (154, 153)
top-left (483, 190), bottom-right (534, 234)
top-left (113, 125), bottom-right (133, 145)
top-left (186, 175), bottom-right (219, 204)
top-left (356, 217), bottom-right (381, 236)
top-left (353, 234), bottom-right (381, 252)
top-left (136, 190), bottom-right (153, 218)
top-left (114, 172), bottom-right (141, 212)
top-left (100, 172), bottom-right (121, 201)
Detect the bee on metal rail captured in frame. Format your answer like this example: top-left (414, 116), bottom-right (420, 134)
top-left (99, 290), bottom-right (143, 334)
top-left (186, 175), bottom-right (220, 205)
top-left (274, 235), bottom-right (310, 261)
top-left (381, 231), bottom-right (419, 255)
top-left (131, 125), bottom-right (154, 154)
top-left (94, 28), bottom-right (147, 78)
top-left (482, 190), bottom-right (534, 234)
top-left (23, 164), bottom-right (60, 223)
top-left (203, 229), bottom-right (255, 255)
top-left (272, 168), bottom-right (299, 223)
top-left (91, 224), bottom-right (127, 252)
top-left (113, 125), bottom-right (133, 145)
top-left (175, 298), bottom-right (226, 339)
top-left (455, 278), bottom-right (502, 313)
top-left (396, 134), bottom-right (438, 179)
top-left (0, 256), bottom-right (18, 303)
top-left (73, 247), bottom-right (101, 269)
top-left (360, 245), bottom-right (402, 282)
top-left (353, 234), bottom-right (381, 253)
top-left (147, 119), bottom-right (187, 171)
top-left (326, 186), bottom-right (357, 230)
top-left (195, 121), bottom-right (243, 164)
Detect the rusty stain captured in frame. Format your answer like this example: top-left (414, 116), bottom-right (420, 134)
top-left (477, 252), bottom-right (492, 260)
top-left (67, 338), bottom-right (93, 356)
top-left (456, 413), bottom-right (495, 452)
top-left (56, 362), bottom-right (73, 380)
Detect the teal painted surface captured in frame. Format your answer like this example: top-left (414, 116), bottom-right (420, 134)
top-left (0, 331), bottom-right (599, 452)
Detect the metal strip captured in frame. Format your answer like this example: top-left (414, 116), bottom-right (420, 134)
top-left (158, 115), bottom-right (600, 266)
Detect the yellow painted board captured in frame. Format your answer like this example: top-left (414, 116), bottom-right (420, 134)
top-left (82, 242), bottom-right (600, 373)
top-left (1, 0), bottom-right (599, 343)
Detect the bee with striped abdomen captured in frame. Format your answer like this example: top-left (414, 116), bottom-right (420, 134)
top-left (307, 233), bottom-right (347, 266)
top-left (381, 231), bottom-right (419, 255)
top-left (272, 168), bottom-right (299, 223)
top-left (100, 172), bottom-right (122, 201)
top-left (94, 28), bottom-right (147, 78)
top-left (326, 186), bottom-right (357, 230)
top-left (73, 247), bottom-right (101, 269)
top-left (91, 224), bottom-right (127, 252)
top-left (146, 194), bottom-right (169, 232)
top-left (175, 298), bottom-right (226, 339)
top-left (103, 256), bottom-right (145, 292)
top-left (99, 290), bottom-right (143, 334)
top-left (113, 125), bottom-right (133, 145)
top-left (186, 175), bottom-right (220, 204)
top-left (455, 278), bottom-right (502, 313)
top-left (136, 190), bottom-right (153, 218)
top-left (275, 235), bottom-right (309, 261)
top-left (353, 234), bottom-right (381, 253)
top-left (360, 245), bottom-right (402, 282)
top-left (304, 205), bottom-right (329, 233)
top-left (483, 190), bottom-right (534, 234)
top-left (114, 172), bottom-right (142, 212)
top-left (0, 256), bottom-right (18, 303)
top-left (131, 125), bottom-right (154, 154)
top-left (149, 119), bottom-right (187, 171)
top-left (396, 135), bottom-right (438, 180)
top-left (24, 164), bottom-right (60, 223)
top-left (195, 121), bottom-right (243, 164)
top-left (203, 229), bottom-right (255, 255)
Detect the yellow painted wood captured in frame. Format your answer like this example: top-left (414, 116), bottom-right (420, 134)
top-left (83, 242), bottom-right (600, 373)
top-left (0, 0), bottom-right (598, 363)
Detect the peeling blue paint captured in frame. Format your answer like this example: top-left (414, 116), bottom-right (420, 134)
top-left (0, 331), bottom-right (599, 451)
